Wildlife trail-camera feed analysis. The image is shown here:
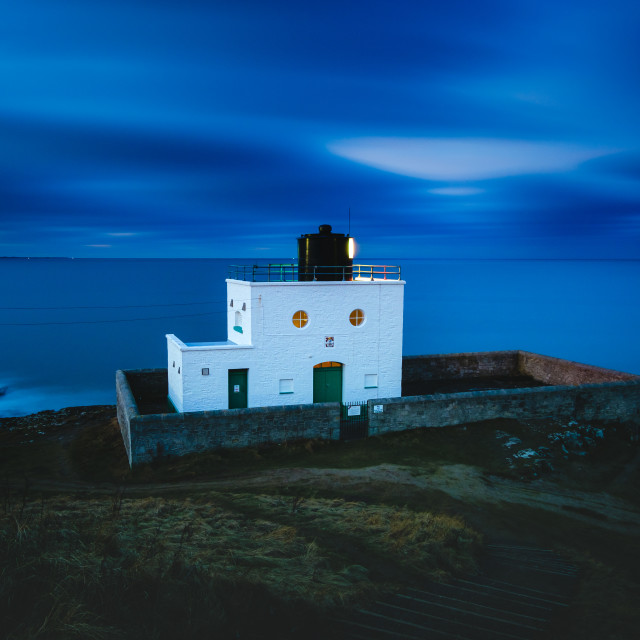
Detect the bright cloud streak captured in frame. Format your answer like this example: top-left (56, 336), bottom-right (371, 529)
top-left (328, 138), bottom-right (616, 181)
top-left (1, 1), bottom-right (639, 258)
top-left (429, 187), bottom-right (485, 196)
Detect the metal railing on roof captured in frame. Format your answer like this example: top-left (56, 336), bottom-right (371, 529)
top-left (227, 263), bottom-right (401, 282)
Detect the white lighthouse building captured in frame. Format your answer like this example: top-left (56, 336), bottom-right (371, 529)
top-left (166, 225), bottom-right (404, 413)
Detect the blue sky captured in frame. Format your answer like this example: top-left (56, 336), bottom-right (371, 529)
top-left (1, 0), bottom-right (639, 258)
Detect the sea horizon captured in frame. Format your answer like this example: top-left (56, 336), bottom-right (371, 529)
top-left (2, 256), bottom-right (639, 418)
top-left (3, 256), bottom-right (640, 261)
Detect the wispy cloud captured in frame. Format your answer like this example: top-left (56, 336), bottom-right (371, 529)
top-left (1, 1), bottom-right (639, 258)
top-left (328, 138), bottom-right (617, 182)
top-left (428, 187), bottom-right (485, 196)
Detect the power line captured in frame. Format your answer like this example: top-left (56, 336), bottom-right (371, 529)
top-left (0, 296), bottom-right (267, 326)
top-left (0, 300), bottom-right (220, 310)
top-left (0, 311), bottom-right (223, 326)
top-left (0, 295), bottom-right (269, 311)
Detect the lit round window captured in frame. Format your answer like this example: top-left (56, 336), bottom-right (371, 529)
top-left (349, 309), bottom-right (365, 326)
top-left (292, 310), bottom-right (308, 328)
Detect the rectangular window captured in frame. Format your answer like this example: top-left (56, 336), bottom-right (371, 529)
top-left (364, 374), bottom-right (378, 389)
top-left (202, 368), bottom-right (209, 376)
top-left (279, 378), bottom-right (294, 394)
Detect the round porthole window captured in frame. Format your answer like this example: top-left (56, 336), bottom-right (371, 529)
top-left (292, 310), bottom-right (308, 328)
top-left (349, 309), bottom-right (365, 326)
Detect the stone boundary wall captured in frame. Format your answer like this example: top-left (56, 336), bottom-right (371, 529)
top-left (402, 350), bottom-right (639, 386)
top-left (402, 351), bottom-right (519, 383)
top-left (117, 370), bottom-right (340, 466)
top-left (518, 351), bottom-right (639, 386)
top-left (368, 379), bottom-right (640, 436)
top-left (117, 353), bottom-right (640, 466)
top-left (123, 369), bottom-right (168, 403)
top-left (116, 370), bottom-right (137, 465)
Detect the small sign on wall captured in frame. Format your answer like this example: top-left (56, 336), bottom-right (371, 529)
top-left (374, 405), bottom-right (384, 413)
top-left (325, 336), bottom-right (334, 348)
top-left (347, 404), bottom-right (361, 416)
top-left (234, 384), bottom-right (240, 393)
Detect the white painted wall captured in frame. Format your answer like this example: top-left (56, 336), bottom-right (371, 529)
top-left (167, 337), bottom-right (184, 411)
top-left (226, 281), bottom-right (253, 346)
top-left (167, 278), bottom-right (404, 412)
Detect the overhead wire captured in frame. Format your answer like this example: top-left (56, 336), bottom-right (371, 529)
top-left (0, 296), bottom-right (266, 326)
top-left (0, 312), bottom-right (223, 326)
top-left (0, 300), bottom-right (220, 310)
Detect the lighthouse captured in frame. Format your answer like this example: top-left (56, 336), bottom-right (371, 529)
top-left (166, 225), bottom-right (405, 413)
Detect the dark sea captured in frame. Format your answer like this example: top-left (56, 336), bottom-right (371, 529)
top-left (1, 257), bottom-right (639, 418)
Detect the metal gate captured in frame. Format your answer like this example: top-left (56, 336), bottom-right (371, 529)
top-left (340, 401), bottom-right (369, 441)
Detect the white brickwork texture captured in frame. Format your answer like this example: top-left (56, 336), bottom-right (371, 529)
top-left (168, 279), bottom-right (404, 412)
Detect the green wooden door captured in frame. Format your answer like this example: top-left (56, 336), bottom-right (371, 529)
top-left (313, 364), bottom-right (343, 403)
top-left (228, 369), bottom-right (248, 409)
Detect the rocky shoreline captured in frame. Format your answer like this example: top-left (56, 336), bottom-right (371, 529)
top-left (0, 404), bottom-right (116, 446)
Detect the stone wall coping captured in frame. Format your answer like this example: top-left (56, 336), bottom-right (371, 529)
top-left (374, 377), bottom-right (640, 406)
top-left (402, 349), bottom-right (639, 380)
top-left (130, 399), bottom-right (341, 423)
top-left (116, 370), bottom-right (139, 422)
top-left (403, 350), bottom-right (519, 359)
top-left (122, 368), bottom-right (167, 375)
top-left (518, 350), bottom-right (640, 380)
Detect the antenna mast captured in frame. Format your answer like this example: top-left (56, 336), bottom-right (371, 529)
top-left (348, 207), bottom-right (351, 236)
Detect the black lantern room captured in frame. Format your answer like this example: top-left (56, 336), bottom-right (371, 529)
top-left (297, 224), bottom-right (353, 281)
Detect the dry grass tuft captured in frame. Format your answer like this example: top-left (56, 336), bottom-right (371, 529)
top-left (0, 485), bottom-right (481, 639)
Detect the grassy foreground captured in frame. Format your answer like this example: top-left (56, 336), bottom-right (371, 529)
top-left (1, 492), bottom-right (479, 639)
top-left (2, 405), bottom-right (640, 639)
top-left (1, 407), bottom-right (482, 639)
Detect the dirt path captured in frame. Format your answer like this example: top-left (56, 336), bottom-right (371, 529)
top-left (5, 407), bottom-right (639, 535)
top-left (19, 462), bottom-right (640, 535)
top-left (234, 463), bottom-right (640, 534)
